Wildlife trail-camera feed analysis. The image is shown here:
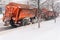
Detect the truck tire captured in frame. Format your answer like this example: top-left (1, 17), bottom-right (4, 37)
top-left (30, 17), bottom-right (37, 24)
top-left (21, 19), bottom-right (29, 26)
top-left (10, 19), bottom-right (17, 28)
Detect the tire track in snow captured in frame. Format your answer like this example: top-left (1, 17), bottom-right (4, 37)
top-left (0, 26), bottom-right (16, 32)
top-left (0, 16), bottom-right (17, 32)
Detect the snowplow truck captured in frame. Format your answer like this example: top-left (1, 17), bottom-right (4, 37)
top-left (3, 2), bottom-right (37, 27)
top-left (3, 2), bottom-right (58, 27)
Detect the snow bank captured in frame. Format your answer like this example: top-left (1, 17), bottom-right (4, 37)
top-left (0, 14), bottom-right (3, 18)
top-left (0, 14), bottom-right (60, 40)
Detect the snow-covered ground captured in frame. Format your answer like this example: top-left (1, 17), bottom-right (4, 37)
top-left (0, 14), bottom-right (60, 40)
top-left (0, 14), bottom-right (6, 27)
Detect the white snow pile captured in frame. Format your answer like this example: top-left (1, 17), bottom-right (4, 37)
top-left (0, 14), bottom-right (3, 18)
top-left (0, 14), bottom-right (5, 27)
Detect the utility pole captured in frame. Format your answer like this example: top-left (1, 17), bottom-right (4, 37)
top-left (37, 0), bottom-right (41, 28)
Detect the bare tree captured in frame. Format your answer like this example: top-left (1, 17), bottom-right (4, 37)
top-left (46, 0), bottom-right (58, 23)
top-left (37, 0), bottom-right (42, 28)
top-left (29, 0), bottom-right (41, 28)
top-left (54, 2), bottom-right (60, 14)
top-left (51, 0), bottom-right (56, 23)
top-left (50, 0), bottom-right (59, 23)
top-left (29, 0), bottom-right (38, 8)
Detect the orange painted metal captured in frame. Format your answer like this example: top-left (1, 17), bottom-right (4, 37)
top-left (3, 2), bottom-right (36, 23)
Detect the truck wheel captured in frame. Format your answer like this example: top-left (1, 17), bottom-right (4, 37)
top-left (10, 19), bottom-right (17, 28)
top-left (30, 17), bottom-right (37, 24)
top-left (44, 16), bottom-right (50, 20)
top-left (21, 19), bottom-right (28, 26)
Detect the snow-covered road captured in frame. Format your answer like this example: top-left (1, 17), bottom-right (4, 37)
top-left (0, 14), bottom-right (60, 40)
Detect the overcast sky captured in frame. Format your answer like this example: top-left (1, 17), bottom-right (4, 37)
top-left (12, 0), bottom-right (46, 4)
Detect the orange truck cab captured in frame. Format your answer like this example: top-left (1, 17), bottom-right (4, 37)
top-left (3, 2), bottom-right (37, 27)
